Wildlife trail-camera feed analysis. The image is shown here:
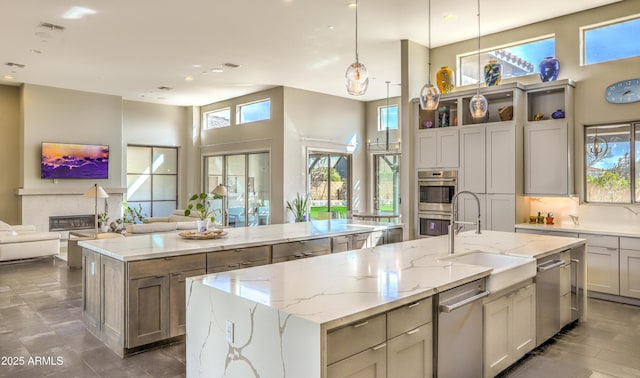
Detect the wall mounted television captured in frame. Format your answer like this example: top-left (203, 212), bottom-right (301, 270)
top-left (41, 142), bottom-right (109, 179)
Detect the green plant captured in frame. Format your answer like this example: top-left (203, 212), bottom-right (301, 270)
top-left (185, 193), bottom-right (222, 222)
top-left (123, 202), bottom-right (146, 224)
top-left (286, 192), bottom-right (309, 222)
top-left (98, 212), bottom-right (109, 225)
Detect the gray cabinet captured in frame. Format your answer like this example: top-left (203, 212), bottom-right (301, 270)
top-left (620, 237), bottom-right (640, 299)
top-left (415, 129), bottom-right (459, 169)
top-left (170, 268), bottom-right (206, 336)
top-left (272, 238), bottom-right (331, 263)
top-left (332, 235), bottom-right (351, 253)
top-left (207, 246), bottom-right (270, 272)
top-left (82, 248), bottom-right (101, 331)
top-left (385, 228), bottom-right (403, 245)
top-left (387, 298), bottom-right (433, 378)
top-left (327, 346), bottom-right (387, 378)
top-left (581, 234), bottom-right (619, 295)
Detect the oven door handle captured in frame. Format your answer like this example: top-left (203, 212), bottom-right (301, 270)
top-left (419, 178), bottom-right (457, 183)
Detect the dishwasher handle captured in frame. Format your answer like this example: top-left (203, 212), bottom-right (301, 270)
top-left (537, 259), bottom-right (565, 272)
top-left (439, 290), bottom-right (490, 313)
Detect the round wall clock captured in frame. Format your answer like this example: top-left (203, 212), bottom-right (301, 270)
top-left (605, 78), bottom-right (640, 104)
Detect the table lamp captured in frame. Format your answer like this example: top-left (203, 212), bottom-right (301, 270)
top-left (84, 184), bottom-right (109, 235)
top-left (211, 184), bottom-right (228, 227)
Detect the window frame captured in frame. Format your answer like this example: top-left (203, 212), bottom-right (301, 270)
top-left (457, 35), bottom-right (555, 86)
top-left (580, 14), bottom-right (640, 66)
top-left (377, 104), bottom-right (399, 131)
top-left (236, 98), bottom-right (271, 125)
top-left (307, 151), bottom-right (352, 220)
top-left (203, 107), bottom-right (231, 130)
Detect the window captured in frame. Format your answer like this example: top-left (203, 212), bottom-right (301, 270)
top-left (374, 154), bottom-right (400, 213)
top-left (582, 15), bottom-right (640, 65)
top-left (126, 146), bottom-right (178, 218)
top-left (205, 152), bottom-right (270, 227)
top-left (203, 108), bottom-right (231, 129)
top-left (237, 99), bottom-right (271, 124)
top-left (459, 36), bottom-right (555, 85)
top-left (308, 152), bottom-right (351, 220)
top-left (378, 105), bottom-right (398, 131)
top-left (584, 123), bottom-right (640, 203)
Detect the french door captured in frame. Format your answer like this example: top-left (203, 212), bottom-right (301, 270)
top-left (307, 152), bottom-right (351, 220)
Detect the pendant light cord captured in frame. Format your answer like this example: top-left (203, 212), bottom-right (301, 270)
top-left (355, 0), bottom-right (359, 63)
top-left (427, 0), bottom-right (432, 82)
top-left (386, 81), bottom-right (390, 151)
top-left (476, 0), bottom-right (481, 95)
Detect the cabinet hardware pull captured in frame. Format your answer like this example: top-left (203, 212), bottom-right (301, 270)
top-left (408, 302), bottom-right (421, 308)
top-left (571, 258), bottom-right (580, 315)
top-left (155, 275), bottom-right (164, 279)
top-left (440, 290), bottom-right (490, 313)
top-left (407, 328), bottom-right (421, 335)
top-left (605, 247), bottom-right (618, 251)
top-left (241, 262), bottom-right (251, 266)
top-left (372, 343), bottom-right (387, 351)
top-left (353, 321), bottom-right (369, 328)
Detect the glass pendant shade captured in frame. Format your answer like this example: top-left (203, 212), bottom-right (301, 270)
top-left (470, 93), bottom-right (488, 120)
top-left (419, 83), bottom-right (440, 110)
top-left (345, 62), bottom-right (369, 96)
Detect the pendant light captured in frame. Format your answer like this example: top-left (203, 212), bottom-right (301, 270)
top-left (469, 0), bottom-right (488, 121)
top-left (345, 0), bottom-right (369, 95)
top-left (419, 0), bottom-right (440, 110)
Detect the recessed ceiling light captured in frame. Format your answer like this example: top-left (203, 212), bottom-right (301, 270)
top-left (30, 49), bottom-right (42, 54)
top-left (347, 2), bottom-right (357, 8)
top-left (444, 14), bottom-right (457, 21)
top-left (185, 76), bottom-right (194, 81)
top-left (63, 6), bottom-right (96, 20)
top-left (211, 68), bottom-right (224, 73)
top-left (192, 64), bottom-right (202, 68)
top-left (4, 75), bottom-right (14, 80)
top-left (328, 25), bottom-right (335, 30)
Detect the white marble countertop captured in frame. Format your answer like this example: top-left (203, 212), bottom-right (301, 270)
top-left (190, 230), bottom-right (585, 329)
top-left (515, 221), bottom-right (640, 238)
top-left (78, 220), bottom-right (401, 261)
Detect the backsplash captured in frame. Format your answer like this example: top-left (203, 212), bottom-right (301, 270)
top-left (525, 196), bottom-right (640, 226)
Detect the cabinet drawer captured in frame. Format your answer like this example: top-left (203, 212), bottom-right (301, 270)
top-left (272, 238), bottom-right (331, 261)
top-left (560, 250), bottom-right (571, 264)
top-left (620, 237), bottom-right (640, 251)
top-left (327, 313), bottom-right (386, 365)
top-left (351, 233), bottom-right (370, 249)
top-left (580, 234), bottom-right (618, 249)
top-left (387, 297), bottom-right (433, 339)
top-left (560, 263), bottom-right (571, 295)
top-left (560, 292), bottom-right (571, 326)
top-left (128, 254), bottom-right (206, 279)
top-left (332, 236), bottom-right (350, 253)
top-left (207, 246), bottom-right (270, 273)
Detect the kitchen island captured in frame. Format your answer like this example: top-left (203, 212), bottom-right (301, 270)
top-left (78, 220), bottom-right (403, 357)
top-left (186, 230), bottom-right (587, 378)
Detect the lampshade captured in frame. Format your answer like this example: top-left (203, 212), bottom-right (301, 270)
top-left (83, 184), bottom-right (109, 199)
top-left (419, 0), bottom-right (440, 111)
top-left (345, 0), bottom-right (368, 96)
top-left (211, 184), bottom-right (228, 197)
top-left (470, 0), bottom-right (488, 120)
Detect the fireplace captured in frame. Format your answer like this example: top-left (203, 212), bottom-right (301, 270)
top-left (49, 215), bottom-right (95, 232)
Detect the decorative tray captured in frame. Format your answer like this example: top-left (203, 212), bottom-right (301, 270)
top-left (178, 230), bottom-right (228, 240)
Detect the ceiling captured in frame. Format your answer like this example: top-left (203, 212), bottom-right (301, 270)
top-left (0, 0), bottom-right (620, 106)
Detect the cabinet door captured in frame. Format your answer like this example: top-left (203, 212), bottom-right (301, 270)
top-left (101, 256), bottom-right (125, 349)
top-left (486, 194), bottom-right (515, 232)
top-left (620, 249), bottom-right (640, 299)
top-left (486, 125), bottom-right (515, 194)
top-left (170, 268), bottom-right (206, 337)
top-left (82, 249), bottom-right (101, 332)
top-left (128, 275), bottom-right (170, 347)
top-left (332, 236), bottom-right (351, 253)
top-left (416, 132), bottom-right (437, 168)
top-left (387, 325), bottom-right (432, 378)
top-left (351, 233), bottom-right (370, 250)
top-left (512, 284), bottom-right (536, 358)
top-left (369, 231), bottom-right (385, 247)
top-left (524, 122), bottom-right (569, 195)
top-left (457, 193), bottom-right (486, 232)
top-left (586, 245), bottom-right (619, 295)
top-left (385, 228), bottom-right (403, 245)
top-left (437, 129), bottom-right (459, 168)
top-left (327, 345), bottom-right (387, 378)
top-left (484, 295), bottom-right (511, 378)
top-left (459, 126), bottom-right (486, 193)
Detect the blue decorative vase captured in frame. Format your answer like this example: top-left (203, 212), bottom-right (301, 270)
top-left (539, 56), bottom-right (560, 82)
top-left (551, 109), bottom-right (565, 119)
top-left (484, 61), bottom-right (502, 86)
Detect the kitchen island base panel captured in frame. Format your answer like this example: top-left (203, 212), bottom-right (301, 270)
top-left (186, 279), bottom-right (321, 378)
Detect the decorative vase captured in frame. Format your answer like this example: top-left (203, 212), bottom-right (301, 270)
top-left (551, 109), bottom-right (565, 119)
top-left (484, 60), bottom-right (502, 86)
top-left (498, 105), bottom-right (513, 121)
top-left (196, 220), bottom-right (209, 233)
top-left (100, 224), bottom-right (109, 233)
top-left (436, 66), bottom-right (455, 93)
top-left (539, 56), bottom-right (560, 82)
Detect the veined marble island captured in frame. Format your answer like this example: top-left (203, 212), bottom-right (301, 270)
top-left (186, 230), bottom-right (587, 378)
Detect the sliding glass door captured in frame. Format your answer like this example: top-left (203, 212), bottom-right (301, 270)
top-left (374, 153), bottom-right (400, 213)
top-left (308, 152), bottom-right (351, 220)
top-left (205, 152), bottom-right (269, 227)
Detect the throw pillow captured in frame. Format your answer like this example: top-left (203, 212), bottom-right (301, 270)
top-left (0, 220), bottom-right (14, 232)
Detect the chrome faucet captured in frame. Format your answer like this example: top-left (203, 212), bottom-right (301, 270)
top-left (448, 190), bottom-right (482, 255)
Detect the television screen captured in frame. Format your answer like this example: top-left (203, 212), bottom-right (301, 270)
top-left (41, 142), bottom-right (109, 179)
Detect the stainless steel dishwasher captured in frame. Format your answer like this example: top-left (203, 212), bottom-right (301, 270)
top-left (536, 253), bottom-right (566, 345)
top-left (437, 278), bottom-right (490, 378)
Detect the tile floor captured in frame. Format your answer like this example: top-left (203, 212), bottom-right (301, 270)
top-left (0, 257), bottom-right (639, 377)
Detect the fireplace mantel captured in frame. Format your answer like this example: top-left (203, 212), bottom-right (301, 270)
top-left (16, 187), bottom-right (127, 196)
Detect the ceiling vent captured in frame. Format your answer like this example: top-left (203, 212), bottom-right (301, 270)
top-left (5, 62), bottom-right (26, 69)
top-left (157, 86), bottom-right (173, 91)
top-left (222, 62), bottom-right (241, 69)
top-left (38, 22), bottom-right (65, 31)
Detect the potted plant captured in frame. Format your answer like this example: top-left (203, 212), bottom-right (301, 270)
top-left (98, 212), bottom-right (109, 233)
top-left (286, 192), bottom-right (309, 222)
top-left (122, 202), bottom-right (146, 225)
top-left (185, 192), bottom-right (222, 232)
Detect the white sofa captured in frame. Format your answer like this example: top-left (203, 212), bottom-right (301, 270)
top-left (143, 209), bottom-right (202, 223)
top-left (0, 222), bottom-right (60, 262)
top-left (126, 221), bottom-right (198, 235)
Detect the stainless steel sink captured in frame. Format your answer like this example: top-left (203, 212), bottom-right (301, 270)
top-left (439, 251), bottom-right (536, 293)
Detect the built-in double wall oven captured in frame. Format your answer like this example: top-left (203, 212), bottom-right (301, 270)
top-left (417, 170), bottom-right (457, 238)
